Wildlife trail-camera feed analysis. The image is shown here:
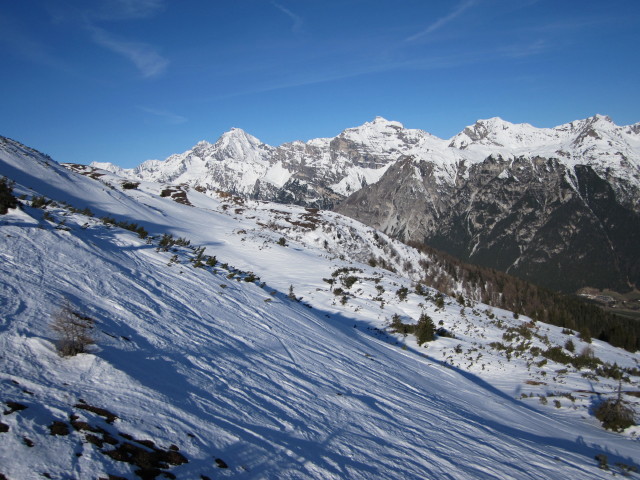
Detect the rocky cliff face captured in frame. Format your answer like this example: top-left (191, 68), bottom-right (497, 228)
top-left (336, 152), bottom-right (640, 293)
top-left (334, 115), bottom-right (640, 293)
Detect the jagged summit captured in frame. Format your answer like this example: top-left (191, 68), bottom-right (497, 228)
top-left (368, 116), bottom-right (404, 128)
top-left (212, 127), bottom-right (267, 153)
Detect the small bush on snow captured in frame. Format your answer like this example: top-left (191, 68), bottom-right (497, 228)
top-left (50, 298), bottom-right (95, 356)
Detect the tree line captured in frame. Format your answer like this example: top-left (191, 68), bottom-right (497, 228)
top-left (407, 241), bottom-right (640, 352)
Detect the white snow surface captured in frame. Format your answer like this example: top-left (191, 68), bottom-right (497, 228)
top-left (2, 136), bottom-right (640, 479)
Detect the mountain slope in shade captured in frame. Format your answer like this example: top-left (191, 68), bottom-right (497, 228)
top-left (1, 136), bottom-right (639, 479)
top-left (333, 116), bottom-right (640, 293)
top-left (336, 150), bottom-right (640, 293)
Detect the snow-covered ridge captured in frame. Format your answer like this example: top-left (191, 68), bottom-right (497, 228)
top-left (91, 114), bottom-right (640, 207)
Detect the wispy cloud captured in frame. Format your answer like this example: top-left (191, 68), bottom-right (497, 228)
top-left (46, 0), bottom-right (165, 24)
top-left (88, 25), bottom-right (168, 78)
top-left (272, 2), bottom-right (303, 33)
top-left (48, 0), bottom-right (169, 78)
top-left (499, 39), bottom-right (547, 58)
top-left (84, 0), bottom-right (168, 77)
top-left (405, 0), bottom-right (475, 42)
top-left (137, 106), bottom-right (187, 124)
top-left (212, 50), bottom-right (488, 101)
top-left (88, 0), bottom-right (165, 21)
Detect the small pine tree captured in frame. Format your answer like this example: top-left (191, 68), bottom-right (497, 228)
top-left (595, 381), bottom-right (636, 432)
top-left (288, 285), bottom-right (297, 301)
top-left (206, 256), bottom-right (217, 267)
top-left (50, 299), bottom-right (95, 356)
top-left (415, 313), bottom-right (436, 346)
top-left (579, 327), bottom-right (592, 343)
top-left (192, 246), bottom-right (206, 264)
top-left (396, 287), bottom-right (409, 301)
top-left (158, 233), bottom-right (174, 251)
top-left (136, 226), bottom-right (148, 239)
top-left (31, 195), bottom-right (49, 209)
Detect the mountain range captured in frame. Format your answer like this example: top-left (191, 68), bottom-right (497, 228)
top-left (1, 133), bottom-right (639, 479)
top-left (95, 115), bottom-right (640, 293)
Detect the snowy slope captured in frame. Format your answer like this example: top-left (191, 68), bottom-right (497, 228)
top-left (1, 137), bottom-right (640, 479)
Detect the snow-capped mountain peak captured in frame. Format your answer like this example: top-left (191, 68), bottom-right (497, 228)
top-left (341, 116), bottom-right (405, 139)
top-left (210, 127), bottom-right (271, 160)
top-left (449, 117), bottom-right (549, 150)
top-left (215, 127), bottom-right (265, 147)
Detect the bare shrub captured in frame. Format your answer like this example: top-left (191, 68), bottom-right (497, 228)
top-left (50, 298), bottom-right (95, 356)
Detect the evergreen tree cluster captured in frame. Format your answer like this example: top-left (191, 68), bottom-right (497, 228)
top-left (415, 313), bottom-right (436, 345)
top-left (101, 216), bottom-right (148, 239)
top-left (389, 313), bottom-right (436, 346)
top-left (408, 241), bottom-right (640, 352)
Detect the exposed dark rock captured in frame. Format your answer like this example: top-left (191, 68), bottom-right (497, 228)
top-left (74, 403), bottom-right (118, 424)
top-left (3, 401), bottom-right (28, 415)
top-left (49, 421), bottom-right (70, 436)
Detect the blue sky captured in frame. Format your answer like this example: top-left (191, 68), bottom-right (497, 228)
top-left (1, 0), bottom-right (639, 168)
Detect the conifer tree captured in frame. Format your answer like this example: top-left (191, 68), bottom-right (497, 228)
top-left (415, 313), bottom-right (436, 345)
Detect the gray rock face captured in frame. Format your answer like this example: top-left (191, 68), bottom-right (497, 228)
top-left (336, 154), bottom-right (640, 293)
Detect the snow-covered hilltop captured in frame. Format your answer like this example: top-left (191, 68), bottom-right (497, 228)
top-left (1, 135), bottom-right (640, 479)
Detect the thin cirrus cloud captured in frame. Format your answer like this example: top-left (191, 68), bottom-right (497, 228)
top-left (89, 0), bottom-right (165, 21)
top-left (137, 106), bottom-right (187, 125)
top-left (0, 13), bottom-right (70, 72)
top-left (272, 2), bottom-right (304, 33)
top-left (88, 25), bottom-right (169, 78)
top-left (405, 0), bottom-right (476, 42)
top-left (212, 49), bottom-right (490, 101)
top-left (71, 0), bottom-right (169, 78)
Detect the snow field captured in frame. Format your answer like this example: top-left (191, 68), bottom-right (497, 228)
top-left (0, 143), bottom-right (639, 479)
